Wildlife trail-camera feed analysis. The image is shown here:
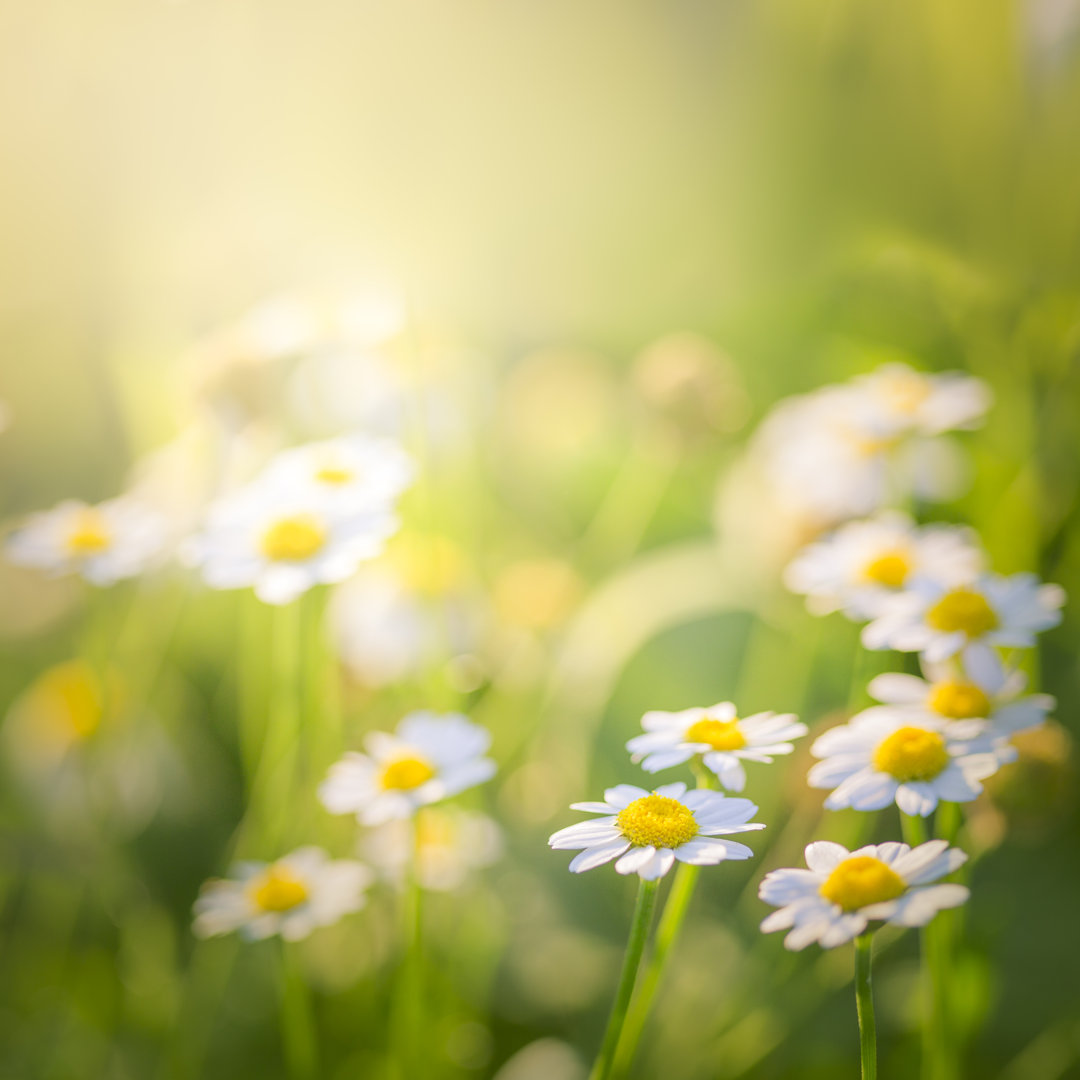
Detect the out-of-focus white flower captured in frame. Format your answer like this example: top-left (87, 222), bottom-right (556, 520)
top-left (319, 712), bottom-right (496, 825)
top-left (862, 573), bottom-right (1066, 666)
top-left (852, 363), bottom-right (991, 436)
top-left (748, 364), bottom-right (989, 528)
top-left (548, 782), bottom-right (764, 880)
top-left (5, 497), bottom-right (167, 585)
top-left (866, 650), bottom-right (1055, 748)
top-left (193, 847), bottom-right (371, 942)
top-left (784, 512), bottom-right (984, 619)
top-left (759, 840), bottom-right (969, 949)
top-left (184, 478), bottom-right (398, 605)
top-left (808, 712), bottom-right (1006, 817)
top-left (626, 702), bottom-right (806, 792)
top-left (256, 434), bottom-right (413, 510)
top-left (363, 806), bottom-right (503, 891)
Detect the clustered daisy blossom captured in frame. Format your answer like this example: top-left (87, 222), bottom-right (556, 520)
top-left (193, 847), bottom-right (372, 942)
top-left (627, 702), bottom-right (807, 792)
top-left (319, 712), bottom-right (496, 825)
top-left (549, 782), bottom-right (764, 880)
top-left (185, 434), bottom-right (412, 605)
top-left (784, 512), bottom-right (984, 619)
top-left (5, 496), bottom-right (167, 585)
top-left (759, 840), bottom-right (969, 949)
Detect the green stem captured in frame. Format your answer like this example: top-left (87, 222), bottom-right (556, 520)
top-left (391, 815), bottom-right (426, 1080)
top-left (854, 933), bottom-right (877, 1080)
top-left (279, 941), bottom-right (318, 1079)
top-left (588, 879), bottom-right (660, 1080)
top-left (611, 769), bottom-right (715, 1075)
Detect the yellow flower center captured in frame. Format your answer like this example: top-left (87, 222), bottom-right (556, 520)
top-left (862, 549), bottom-right (911, 588)
top-left (872, 726), bottom-right (950, 782)
top-left (685, 717), bottom-right (747, 752)
top-left (249, 865), bottom-right (309, 913)
top-left (66, 509), bottom-right (112, 555)
top-left (616, 794), bottom-right (699, 849)
top-left (260, 515), bottom-right (327, 562)
top-left (927, 680), bottom-right (991, 720)
top-left (925, 588), bottom-right (998, 637)
top-left (878, 370), bottom-right (931, 414)
top-left (820, 855), bottom-right (907, 912)
top-left (380, 755), bottom-right (436, 791)
top-left (314, 465), bottom-right (354, 485)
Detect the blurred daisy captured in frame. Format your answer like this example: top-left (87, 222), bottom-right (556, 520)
top-left (808, 712), bottom-right (1006, 817)
top-left (866, 650), bottom-right (1055, 743)
top-left (853, 363), bottom-right (991, 437)
top-left (548, 782), bottom-right (764, 880)
top-left (784, 512), bottom-right (983, 619)
top-left (193, 847), bottom-right (371, 942)
top-left (5, 497), bottom-right (166, 585)
top-left (759, 839), bottom-right (969, 950)
top-left (185, 482), bottom-right (397, 604)
top-left (627, 702), bottom-right (807, 792)
top-left (862, 572), bottom-right (1066, 665)
top-left (319, 712), bottom-right (496, 825)
top-left (257, 434), bottom-right (414, 510)
top-left (362, 806), bottom-right (502, 891)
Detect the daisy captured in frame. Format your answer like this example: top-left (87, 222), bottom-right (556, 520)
top-left (626, 703), bottom-right (807, 792)
top-left (783, 512), bottom-right (984, 619)
top-left (865, 650), bottom-right (1055, 744)
top-left (256, 434), bottom-right (414, 511)
top-left (184, 481), bottom-right (398, 604)
top-left (852, 362), bottom-right (991, 437)
top-left (362, 806), bottom-right (502, 891)
top-left (319, 712), bottom-right (496, 825)
top-left (862, 572), bottom-right (1066, 666)
top-left (192, 847), bottom-right (372, 942)
top-left (5, 496), bottom-right (167, 585)
top-left (759, 839), bottom-right (969, 949)
top-left (808, 711), bottom-right (1006, 817)
top-left (548, 782), bottom-right (765, 880)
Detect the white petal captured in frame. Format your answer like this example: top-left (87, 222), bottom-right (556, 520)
top-left (569, 840), bottom-right (631, 873)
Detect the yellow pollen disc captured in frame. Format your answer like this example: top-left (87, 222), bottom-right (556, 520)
top-left (250, 865), bottom-right (309, 913)
top-left (927, 680), bottom-right (990, 720)
top-left (820, 856), bottom-right (907, 912)
top-left (862, 549), bottom-right (911, 588)
top-left (685, 717), bottom-right (746, 752)
top-left (380, 755), bottom-right (436, 791)
top-left (260, 515), bottom-right (327, 561)
top-left (314, 465), bottom-right (354, 485)
top-left (925, 588), bottom-right (998, 637)
top-left (66, 510), bottom-right (112, 555)
top-left (616, 794), bottom-right (699, 849)
top-left (879, 371), bottom-right (931, 414)
top-left (872, 726), bottom-right (949, 782)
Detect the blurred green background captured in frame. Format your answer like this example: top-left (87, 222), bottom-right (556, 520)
top-left (2, 1), bottom-right (1080, 1078)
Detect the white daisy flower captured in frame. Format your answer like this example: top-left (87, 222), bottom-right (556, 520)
top-left (192, 846), bottom-right (372, 942)
top-left (852, 363), bottom-right (991, 437)
top-left (548, 782), bottom-right (765, 881)
top-left (866, 650), bottom-right (1055, 747)
top-left (319, 712), bottom-right (496, 826)
top-left (5, 496), bottom-right (167, 585)
top-left (759, 839), bottom-right (969, 950)
top-left (362, 806), bottom-right (502, 891)
top-left (256, 434), bottom-right (414, 510)
top-left (626, 702), bottom-right (807, 792)
top-left (808, 711), bottom-right (1007, 817)
top-left (184, 481), bottom-right (398, 605)
top-left (862, 572), bottom-right (1066, 666)
top-left (784, 512), bottom-right (984, 619)
top-left (753, 382), bottom-right (971, 527)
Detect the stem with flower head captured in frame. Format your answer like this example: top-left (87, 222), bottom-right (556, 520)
top-left (609, 765), bottom-right (715, 1076)
top-left (589, 877), bottom-right (660, 1080)
top-left (901, 812), bottom-right (953, 1080)
top-left (854, 932), bottom-right (877, 1080)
